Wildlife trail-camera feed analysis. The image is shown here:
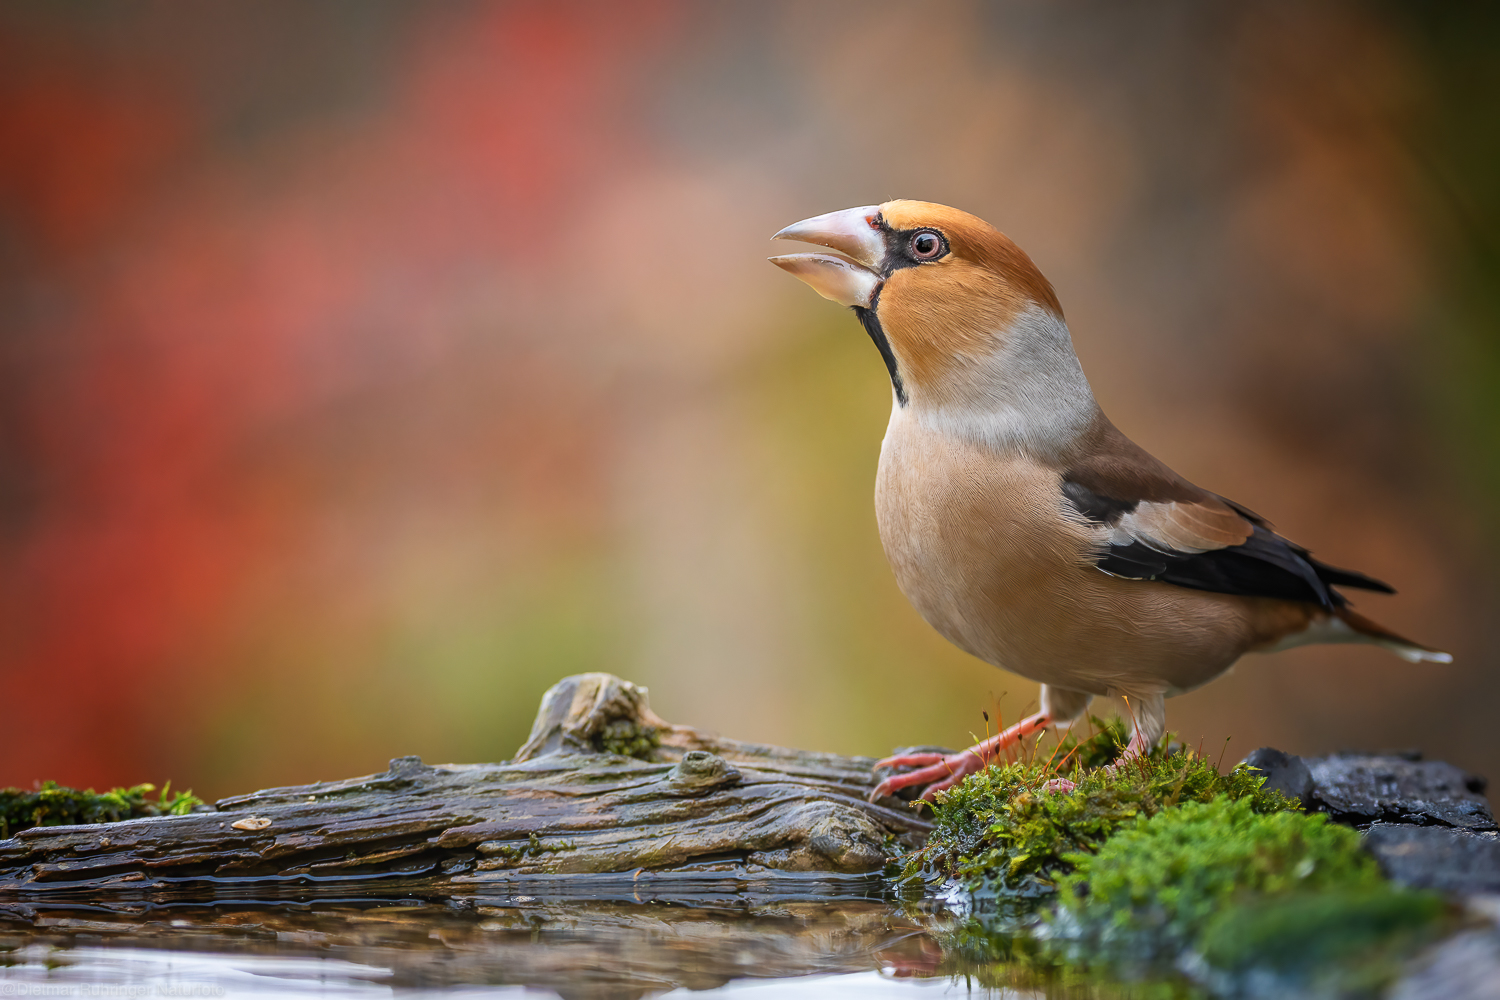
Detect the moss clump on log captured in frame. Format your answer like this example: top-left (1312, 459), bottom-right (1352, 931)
top-left (0, 782), bottom-right (203, 839)
top-left (899, 718), bottom-right (1292, 898)
top-left (594, 717), bottom-right (660, 760)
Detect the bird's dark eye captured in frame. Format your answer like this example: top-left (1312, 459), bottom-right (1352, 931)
top-left (910, 231), bottom-right (944, 260)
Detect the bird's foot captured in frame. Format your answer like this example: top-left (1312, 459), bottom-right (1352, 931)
top-left (869, 710), bottom-right (1052, 803)
top-left (870, 748), bottom-right (988, 803)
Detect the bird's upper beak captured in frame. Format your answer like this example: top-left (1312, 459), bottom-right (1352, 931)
top-left (768, 205), bottom-right (884, 308)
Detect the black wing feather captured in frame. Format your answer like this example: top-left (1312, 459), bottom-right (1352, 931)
top-left (1072, 492), bottom-right (1396, 609)
top-left (1308, 562), bottom-right (1396, 594)
top-left (1098, 530), bottom-right (1331, 607)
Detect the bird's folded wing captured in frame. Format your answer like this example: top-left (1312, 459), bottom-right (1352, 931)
top-left (1060, 448), bottom-right (1392, 609)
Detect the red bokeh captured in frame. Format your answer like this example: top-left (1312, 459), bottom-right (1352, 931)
top-left (0, 2), bottom-right (679, 790)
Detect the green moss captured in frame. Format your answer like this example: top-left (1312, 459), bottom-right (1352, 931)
top-left (899, 719), bottom-right (1294, 899)
top-left (1198, 886), bottom-right (1445, 975)
top-left (594, 718), bottom-right (660, 760)
top-left (0, 781), bottom-right (204, 839)
top-left (895, 717), bottom-right (1448, 989)
top-left (1050, 797), bottom-right (1391, 961)
top-left (485, 832), bottom-right (577, 861)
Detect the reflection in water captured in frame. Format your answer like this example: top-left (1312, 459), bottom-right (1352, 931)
top-left (661, 972), bottom-right (995, 997)
top-left (0, 951), bottom-right (1001, 1000)
top-left (2, 947), bottom-right (402, 997)
top-left (0, 877), bottom-right (1167, 999)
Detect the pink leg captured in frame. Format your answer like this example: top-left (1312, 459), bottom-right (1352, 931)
top-left (869, 711), bottom-right (1052, 803)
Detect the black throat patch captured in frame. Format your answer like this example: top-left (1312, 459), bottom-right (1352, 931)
top-left (852, 293), bottom-right (907, 407)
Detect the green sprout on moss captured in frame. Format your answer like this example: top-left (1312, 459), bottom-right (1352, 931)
top-left (0, 780), bottom-right (205, 839)
top-left (898, 717), bottom-right (1295, 899)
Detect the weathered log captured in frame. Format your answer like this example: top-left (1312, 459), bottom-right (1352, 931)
top-left (0, 674), bottom-right (929, 897)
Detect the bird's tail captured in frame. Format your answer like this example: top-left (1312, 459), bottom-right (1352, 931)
top-left (1336, 608), bottom-right (1452, 664)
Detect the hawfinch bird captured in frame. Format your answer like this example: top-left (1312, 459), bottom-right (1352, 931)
top-left (769, 201), bottom-right (1450, 802)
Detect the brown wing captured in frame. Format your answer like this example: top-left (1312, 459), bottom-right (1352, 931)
top-left (1061, 421), bottom-right (1392, 609)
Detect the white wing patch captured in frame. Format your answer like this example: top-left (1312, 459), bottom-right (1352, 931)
top-left (1108, 500), bottom-right (1253, 556)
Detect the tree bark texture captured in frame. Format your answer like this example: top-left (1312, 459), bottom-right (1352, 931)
top-left (0, 674), bottom-right (930, 897)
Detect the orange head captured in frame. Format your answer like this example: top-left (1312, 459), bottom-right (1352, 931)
top-left (770, 200), bottom-right (1065, 410)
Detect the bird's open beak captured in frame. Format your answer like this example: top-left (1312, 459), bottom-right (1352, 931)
top-left (768, 205), bottom-right (884, 308)
top-left (767, 251), bottom-right (880, 308)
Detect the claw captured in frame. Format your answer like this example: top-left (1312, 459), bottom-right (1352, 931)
top-left (869, 756), bottom-right (972, 802)
top-left (868, 710), bottom-right (1054, 804)
top-left (873, 752), bottom-right (946, 770)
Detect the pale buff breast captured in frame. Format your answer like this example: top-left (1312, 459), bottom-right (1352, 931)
top-left (873, 411), bottom-right (1309, 698)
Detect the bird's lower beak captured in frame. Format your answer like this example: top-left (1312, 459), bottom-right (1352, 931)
top-left (769, 205), bottom-right (885, 308)
top-left (768, 251), bottom-right (880, 308)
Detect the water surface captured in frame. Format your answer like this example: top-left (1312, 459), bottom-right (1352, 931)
top-left (0, 874), bottom-right (1163, 999)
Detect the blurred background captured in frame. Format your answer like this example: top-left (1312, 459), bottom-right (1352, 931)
top-left (2, 1), bottom-right (1497, 801)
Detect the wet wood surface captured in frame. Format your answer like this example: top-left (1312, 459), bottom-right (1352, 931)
top-left (0, 674), bottom-right (930, 898)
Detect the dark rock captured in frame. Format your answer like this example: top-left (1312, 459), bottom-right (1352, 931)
top-left (1240, 747), bottom-right (1314, 804)
top-left (1363, 823), bottom-right (1500, 895)
top-left (1304, 753), bottom-right (1496, 832)
top-left (1390, 927), bottom-right (1500, 1000)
